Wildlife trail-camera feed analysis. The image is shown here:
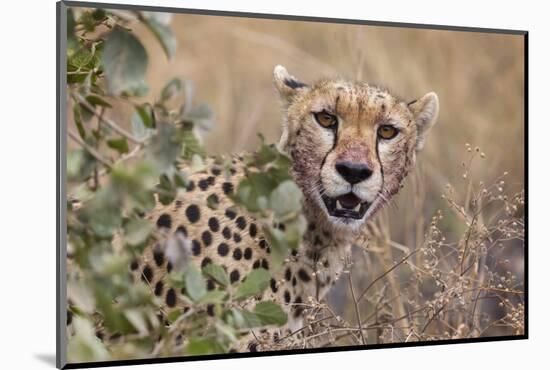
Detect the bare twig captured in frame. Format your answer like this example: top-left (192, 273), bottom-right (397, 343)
top-left (68, 129), bottom-right (112, 168)
top-left (347, 272), bottom-right (367, 345)
top-left (357, 249), bottom-right (419, 302)
top-left (72, 92), bottom-right (144, 145)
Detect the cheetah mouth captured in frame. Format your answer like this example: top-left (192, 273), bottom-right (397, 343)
top-left (322, 193), bottom-right (371, 220)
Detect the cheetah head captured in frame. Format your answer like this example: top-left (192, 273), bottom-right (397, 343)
top-left (273, 65), bottom-right (439, 232)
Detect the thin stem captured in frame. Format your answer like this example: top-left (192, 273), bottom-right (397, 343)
top-left (68, 130), bottom-right (112, 168)
top-left (72, 92), bottom-right (143, 145)
top-left (348, 272), bottom-right (367, 345)
top-left (357, 249), bottom-right (419, 302)
top-left (421, 304), bottom-right (446, 334)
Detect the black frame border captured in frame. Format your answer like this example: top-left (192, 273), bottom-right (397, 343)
top-left (56, 1), bottom-right (529, 369)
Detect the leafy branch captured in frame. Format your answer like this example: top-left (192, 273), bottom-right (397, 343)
top-left (65, 6), bottom-right (295, 362)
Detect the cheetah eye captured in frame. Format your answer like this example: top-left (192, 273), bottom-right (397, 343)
top-left (313, 111), bottom-right (337, 128)
top-left (377, 125), bottom-right (399, 140)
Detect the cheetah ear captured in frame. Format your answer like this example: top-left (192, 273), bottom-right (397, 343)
top-left (408, 92), bottom-right (439, 151)
top-left (273, 65), bottom-right (308, 104)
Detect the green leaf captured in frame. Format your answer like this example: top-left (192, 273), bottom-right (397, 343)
top-left (166, 309), bottom-right (182, 324)
top-left (181, 129), bottom-right (206, 160)
top-left (124, 308), bottom-right (149, 335)
top-left (93, 286), bottom-right (134, 334)
top-left (233, 172), bottom-right (276, 213)
top-left (67, 317), bottom-right (110, 362)
top-left (78, 11), bottom-right (97, 33)
top-left (69, 47), bottom-right (94, 70)
top-left (90, 251), bottom-right (128, 276)
top-left (190, 154), bottom-right (206, 172)
top-left (131, 112), bottom-right (148, 141)
top-left (198, 290), bottom-right (227, 304)
top-left (254, 301), bottom-right (288, 326)
top-left (185, 338), bottom-right (225, 356)
top-left (156, 174), bottom-right (177, 205)
top-left (91, 8), bottom-right (107, 22)
top-left (234, 268), bottom-right (270, 301)
top-left (142, 16), bottom-right (177, 59)
top-left (123, 218), bottom-right (152, 246)
top-left (263, 226), bottom-right (289, 268)
top-left (102, 27), bottom-right (148, 95)
top-left (107, 137), bottom-right (129, 154)
top-left (67, 70), bottom-right (90, 85)
top-left (185, 136), bottom-right (206, 162)
top-left (252, 138), bottom-right (291, 168)
top-left (108, 162), bottom-right (159, 217)
top-left (131, 189), bottom-right (156, 213)
top-left (73, 104), bottom-right (86, 140)
top-left (184, 103), bottom-right (215, 131)
top-left (110, 160), bottom-right (159, 195)
top-left (202, 264), bottom-right (229, 287)
top-left (79, 103), bottom-right (94, 122)
top-left (136, 104), bottom-right (155, 128)
top-left (131, 105), bottom-right (154, 141)
top-left (215, 320), bottom-right (238, 342)
top-left (160, 77), bottom-right (182, 101)
top-left (263, 216), bottom-right (306, 268)
top-left (270, 180), bottom-right (302, 218)
top-left (67, 149), bottom-right (83, 180)
top-left (121, 80), bottom-right (150, 97)
top-left (173, 172), bottom-right (187, 188)
top-left (231, 309), bottom-right (262, 329)
top-left (86, 94), bottom-right (112, 108)
top-left (185, 265), bottom-right (206, 301)
top-left (283, 215), bottom-right (307, 250)
top-left (67, 149), bottom-right (96, 182)
top-left (147, 123), bottom-right (184, 172)
top-left (78, 188), bottom-right (122, 238)
top-left (67, 280), bottom-right (96, 314)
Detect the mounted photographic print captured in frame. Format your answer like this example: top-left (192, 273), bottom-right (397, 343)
top-left (56, 1), bottom-right (527, 368)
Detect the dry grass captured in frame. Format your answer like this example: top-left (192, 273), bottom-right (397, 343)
top-left (260, 146), bottom-right (525, 349)
top-left (324, 150), bottom-right (523, 346)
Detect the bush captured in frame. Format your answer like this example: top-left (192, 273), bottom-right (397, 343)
top-left (66, 8), bottom-right (302, 361)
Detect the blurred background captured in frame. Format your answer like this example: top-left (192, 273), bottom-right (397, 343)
top-left (74, 9), bottom-right (525, 343)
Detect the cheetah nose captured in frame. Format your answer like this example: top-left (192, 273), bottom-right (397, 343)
top-left (335, 161), bottom-right (373, 184)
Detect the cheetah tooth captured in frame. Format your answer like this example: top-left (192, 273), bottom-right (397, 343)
top-left (336, 200), bottom-right (343, 209)
top-left (354, 203), bottom-right (361, 212)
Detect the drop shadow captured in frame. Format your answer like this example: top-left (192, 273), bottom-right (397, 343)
top-left (34, 353), bottom-right (57, 367)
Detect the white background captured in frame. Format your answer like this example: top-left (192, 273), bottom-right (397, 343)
top-left (0, 0), bottom-right (545, 368)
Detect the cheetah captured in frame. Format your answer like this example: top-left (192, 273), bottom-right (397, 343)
top-left (130, 65), bottom-right (438, 352)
